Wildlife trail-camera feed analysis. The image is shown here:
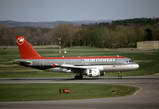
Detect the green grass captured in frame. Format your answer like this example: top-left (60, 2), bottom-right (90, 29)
top-left (0, 83), bottom-right (138, 101)
top-left (0, 47), bottom-right (159, 78)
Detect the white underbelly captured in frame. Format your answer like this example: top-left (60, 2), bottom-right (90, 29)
top-left (101, 64), bottom-right (139, 72)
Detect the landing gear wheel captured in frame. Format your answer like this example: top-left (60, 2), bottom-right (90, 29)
top-left (74, 75), bottom-right (83, 79)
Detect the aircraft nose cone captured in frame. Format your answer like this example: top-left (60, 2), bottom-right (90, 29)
top-left (134, 64), bottom-right (139, 69)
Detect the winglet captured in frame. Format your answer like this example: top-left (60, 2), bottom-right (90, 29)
top-left (16, 36), bottom-right (42, 59)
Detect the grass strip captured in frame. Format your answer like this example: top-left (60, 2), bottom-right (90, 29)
top-left (0, 83), bottom-right (138, 101)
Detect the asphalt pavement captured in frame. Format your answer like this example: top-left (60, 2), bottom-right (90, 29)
top-left (0, 75), bottom-right (159, 109)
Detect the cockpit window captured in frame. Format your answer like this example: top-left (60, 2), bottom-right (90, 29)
top-left (127, 59), bottom-right (134, 63)
top-left (129, 60), bottom-right (133, 62)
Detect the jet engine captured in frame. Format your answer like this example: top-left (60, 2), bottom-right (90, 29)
top-left (85, 69), bottom-right (100, 77)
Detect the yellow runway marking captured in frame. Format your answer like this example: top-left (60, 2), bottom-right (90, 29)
top-left (132, 87), bottom-right (142, 96)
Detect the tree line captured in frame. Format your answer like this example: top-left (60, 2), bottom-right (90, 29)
top-left (0, 18), bottom-right (159, 48)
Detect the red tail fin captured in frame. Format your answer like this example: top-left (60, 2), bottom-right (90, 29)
top-left (16, 36), bottom-right (42, 59)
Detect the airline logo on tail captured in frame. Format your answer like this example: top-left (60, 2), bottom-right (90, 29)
top-left (16, 36), bottom-right (24, 45)
top-left (16, 36), bottom-right (42, 59)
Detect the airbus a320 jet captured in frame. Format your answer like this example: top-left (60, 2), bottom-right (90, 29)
top-left (15, 36), bottom-right (139, 79)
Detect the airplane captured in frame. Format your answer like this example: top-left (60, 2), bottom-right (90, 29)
top-left (15, 36), bottom-right (139, 79)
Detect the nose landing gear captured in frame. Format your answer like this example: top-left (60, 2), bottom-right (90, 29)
top-left (118, 72), bottom-right (122, 79)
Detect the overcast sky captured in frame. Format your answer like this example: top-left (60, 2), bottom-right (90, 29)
top-left (0, 0), bottom-right (159, 22)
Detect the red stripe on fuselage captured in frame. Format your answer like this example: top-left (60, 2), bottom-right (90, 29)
top-left (41, 56), bottom-right (126, 60)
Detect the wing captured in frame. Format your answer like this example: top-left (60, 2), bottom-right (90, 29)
top-left (60, 64), bottom-right (88, 69)
top-left (59, 64), bottom-right (101, 77)
top-left (58, 64), bottom-right (98, 73)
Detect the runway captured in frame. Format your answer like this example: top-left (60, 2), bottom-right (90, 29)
top-left (0, 75), bottom-right (159, 109)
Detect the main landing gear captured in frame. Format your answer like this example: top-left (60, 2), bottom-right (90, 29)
top-left (74, 73), bottom-right (83, 79)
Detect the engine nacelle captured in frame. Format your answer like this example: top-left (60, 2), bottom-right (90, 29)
top-left (85, 69), bottom-right (100, 77)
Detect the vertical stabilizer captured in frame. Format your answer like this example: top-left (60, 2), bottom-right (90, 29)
top-left (16, 36), bottom-right (42, 59)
